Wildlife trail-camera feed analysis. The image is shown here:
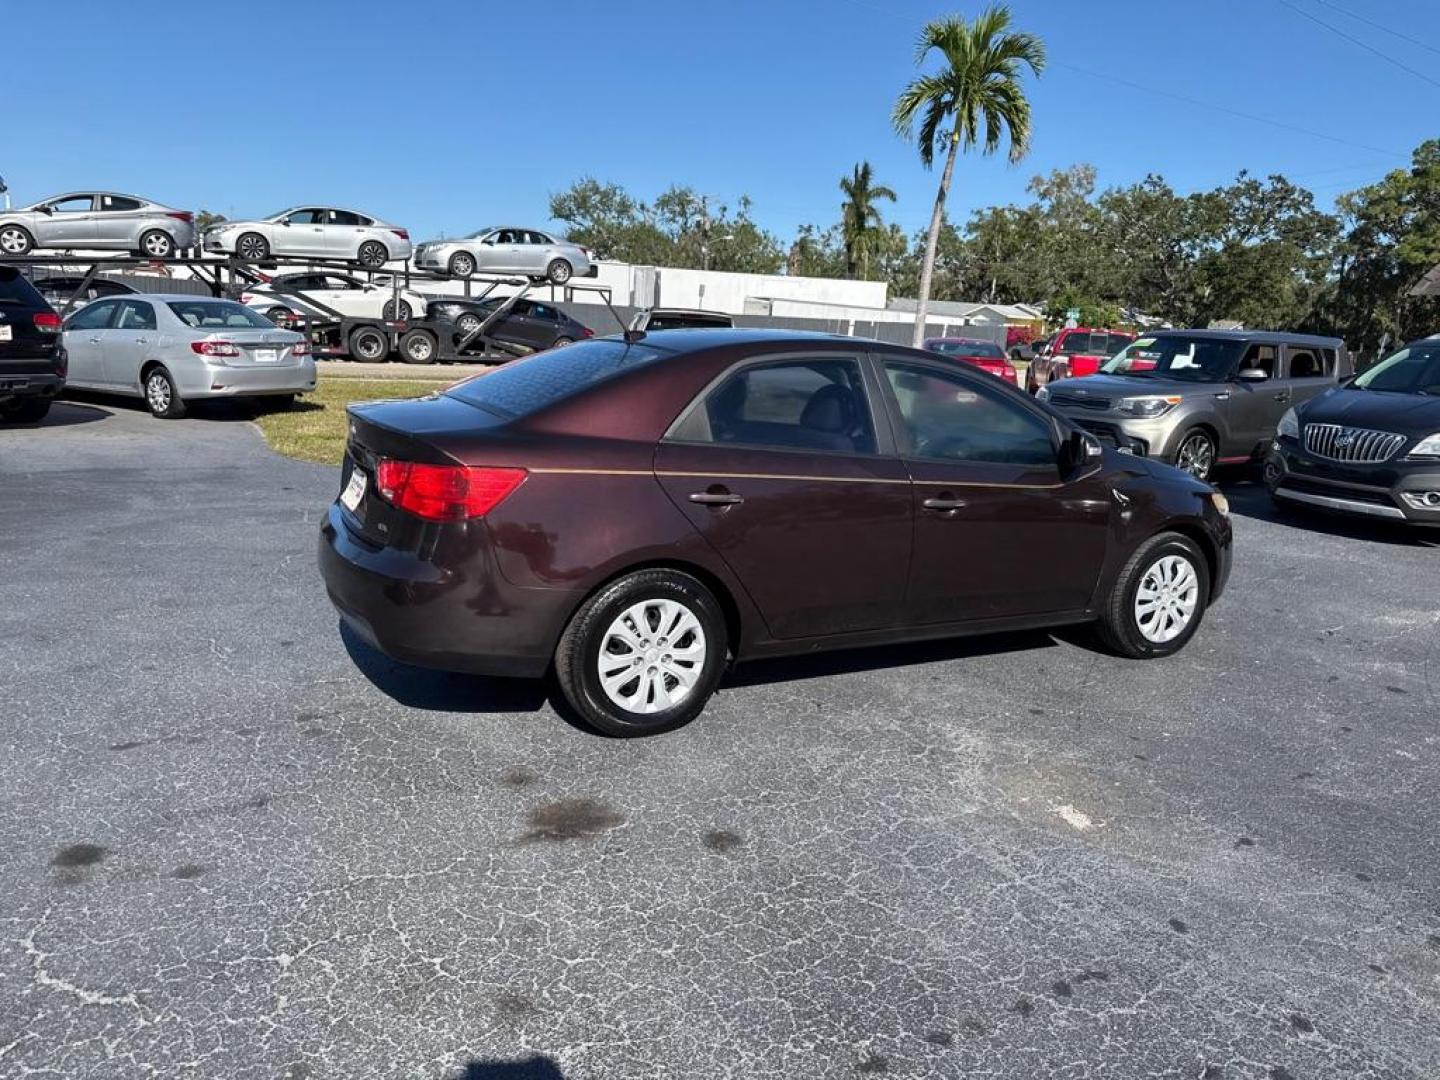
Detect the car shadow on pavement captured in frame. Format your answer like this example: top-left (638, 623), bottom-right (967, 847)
top-left (725, 628), bottom-right (1063, 689)
top-left (453, 1056), bottom-right (566, 1079)
top-left (58, 389), bottom-right (306, 423)
top-left (1220, 478), bottom-right (1440, 548)
top-left (340, 622), bottom-right (550, 714)
top-left (1, 400), bottom-right (112, 428)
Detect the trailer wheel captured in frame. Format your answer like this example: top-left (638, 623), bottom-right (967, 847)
top-left (399, 329), bottom-right (437, 365)
top-left (348, 326), bottom-right (389, 362)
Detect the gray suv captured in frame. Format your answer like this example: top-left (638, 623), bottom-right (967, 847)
top-left (1038, 329), bottom-right (1348, 480)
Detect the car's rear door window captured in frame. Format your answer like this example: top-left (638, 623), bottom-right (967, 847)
top-left (115, 300), bottom-right (156, 331)
top-left (1238, 344), bottom-right (1277, 377)
top-left (101, 195), bottom-right (141, 212)
top-left (1285, 345), bottom-right (1332, 378)
top-left (883, 361), bottom-right (1056, 466)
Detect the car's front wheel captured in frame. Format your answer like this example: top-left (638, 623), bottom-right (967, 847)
top-left (381, 299), bottom-right (412, 321)
top-left (1173, 428), bottom-right (1216, 481)
top-left (1096, 532), bottom-right (1210, 659)
top-left (143, 365), bottom-right (186, 419)
top-left (0, 225), bottom-right (34, 255)
top-left (555, 569), bottom-right (728, 737)
top-left (448, 252), bottom-right (476, 278)
top-left (236, 232), bottom-right (270, 261)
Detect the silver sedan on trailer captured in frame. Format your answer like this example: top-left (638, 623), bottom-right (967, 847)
top-left (0, 192), bottom-right (196, 258)
top-left (203, 207), bottom-right (413, 268)
top-left (413, 227), bottom-right (594, 283)
top-left (62, 296), bottom-right (315, 419)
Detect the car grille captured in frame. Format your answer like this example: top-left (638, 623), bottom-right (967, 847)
top-left (1049, 392), bottom-right (1112, 410)
top-left (1302, 423), bottom-right (1406, 464)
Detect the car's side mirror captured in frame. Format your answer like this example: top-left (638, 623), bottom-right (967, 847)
top-left (481, 238), bottom-right (495, 246)
top-left (279, 219), bottom-right (291, 227)
top-left (1063, 428), bottom-right (1103, 472)
top-left (1236, 368), bottom-right (1268, 382)
top-left (39, 205), bottom-right (54, 215)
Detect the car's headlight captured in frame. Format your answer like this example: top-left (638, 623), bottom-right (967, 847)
top-left (1210, 492), bottom-right (1230, 517)
top-left (1115, 395), bottom-right (1181, 418)
top-left (1036, 385), bottom-right (1050, 402)
top-left (1277, 407), bottom-right (1299, 439)
top-left (1408, 432), bottom-right (1440, 459)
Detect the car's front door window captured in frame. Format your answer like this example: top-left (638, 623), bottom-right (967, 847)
top-left (66, 300), bottom-right (118, 332)
top-left (883, 362), bottom-right (1055, 467)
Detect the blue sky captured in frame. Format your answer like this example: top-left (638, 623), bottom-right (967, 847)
top-left (3, 0), bottom-right (1434, 245)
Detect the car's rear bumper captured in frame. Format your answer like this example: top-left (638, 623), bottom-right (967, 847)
top-left (0, 371), bottom-right (64, 401)
top-left (1267, 438), bottom-right (1440, 525)
top-left (177, 360), bottom-right (317, 399)
top-left (318, 504), bottom-right (564, 678)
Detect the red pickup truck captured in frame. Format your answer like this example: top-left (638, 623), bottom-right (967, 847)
top-left (1024, 327), bottom-right (1136, 394)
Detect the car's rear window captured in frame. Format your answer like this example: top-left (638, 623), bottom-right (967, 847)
top-left (444, 338), bottom-right (670, 420)
top-left (0, 268), bottom-right (47, 308)
top-left (929, 340), bottom-right (1004, 359)
top-left (168, 300), bottom-right (274, 329)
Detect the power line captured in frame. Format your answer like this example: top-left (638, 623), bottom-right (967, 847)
top-left (1273, 0), bottom-right (1440, 90)
top-left (1308, 0), bottom-right (1440, 58)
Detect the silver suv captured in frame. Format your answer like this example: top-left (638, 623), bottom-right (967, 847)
top-left (1039, 329), bottom-right (1348, 480)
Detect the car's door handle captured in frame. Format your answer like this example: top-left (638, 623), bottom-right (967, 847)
top-left (88, 336), bottom-right (101, 344)
top-left (135, 337), bottom-right (148, 344)
top-left (1273, 391), bottom-right (1291, 402)
top-left (922, 495), bottom-right (968, 512)
top-left (688, 490), bottom-right (743, 507)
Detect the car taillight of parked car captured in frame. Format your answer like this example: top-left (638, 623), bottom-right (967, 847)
top-left (391, 229), bottom-right (409, 241)
top-left (374, 460), bottom-right (526, 522)
top-left (191, 341), bottom-right (241, 358)
top-left (292, 342), bottom-right (310, 357)
top-left (32, 312), bottom-right (61, 334)
top-left (582, 328), bottom-right (594, 338)
top-left (167, 211), bottom-right (194, 223)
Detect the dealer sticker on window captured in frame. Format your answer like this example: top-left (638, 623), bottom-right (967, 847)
top-left (340, 469), bottom-right (367, 512)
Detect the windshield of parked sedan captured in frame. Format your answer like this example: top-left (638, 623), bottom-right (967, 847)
top-left (445, 338), bottom-right (668, 419)
top-left (928, 340), bottom-right (1005, 359)
top-left (1102, 335), bottom-right (1242, 382)
top-left (168, 300), bottom-right (276, 329)
top-left (466, 227), bottom-right (499, 239)
top-left (1354, 343), bottom-right (1440, 395)
top-left (261, 209), bottom-right (296, 221)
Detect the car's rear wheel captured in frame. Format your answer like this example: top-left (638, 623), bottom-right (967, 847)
top-left (448, 252), bottom-right (475, 278)
top-left (1096, 532), bottom-right (1210, 659)
top-left (380, 299), bottom-right (412, 321)
top-left (550, 336), bottom-right (575, 349)
top-left (348, 326), bottom-right (389, 362)
top-left (266, 306), bottom-right (296, 326)
top-left (236, 232), bottom-right (270, 261)
top-left (399, 328), bottom-right (437, 365)
top-left (0, 225), bottom-right (34, 255)
top-left (555, 569), bottom-right (728, 737)
top-left (357, 241), bottom-right (388, 268)
top-left (143, 365), bottom-right (186, 419)
top-left (1, 397), bottom-right (51, 423)
top-left (546, 258), bottom-right (573, 285)
top-left (1173, 428), bottom-right (1216, 481)
top-left (139, 229), bottom-right (174, 258)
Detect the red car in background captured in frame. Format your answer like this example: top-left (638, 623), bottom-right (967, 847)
top-left (1025, 327), bottom-right (1136, 393)
top-left (923, 337), bottom-right (1019, 386)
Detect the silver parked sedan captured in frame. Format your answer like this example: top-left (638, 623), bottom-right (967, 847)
top-left (0, 192), bottom-right (196, 258)
top-left (203, 207), bottom-right (413, 268)
top-left (413, 227), bottom-right (594, 283)
top-left (62, 295), bottom-right (315, 419)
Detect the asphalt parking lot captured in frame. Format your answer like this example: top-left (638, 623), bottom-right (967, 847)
top-left (2, 400), bottom-right (1438, 1080)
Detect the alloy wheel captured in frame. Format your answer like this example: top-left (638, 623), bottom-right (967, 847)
top-left (146, 373), bottom-right (171, 414)
top-left (238, 235), bottom-right (267, 260)
top-left (1176, 433), bottom-right (1215, 479)
top-left (451, 253), bottom-right (474, 277)
top-left (596, 599), bottom-right (707, 714)
top-left (457, 314), bottom-right (481, 335)
top-left (0, 227), bottom-right (30, 254)
top-left (1134, 554), bottom-right (1199, 644)
top-left (142, 232), bottom-right (172, 257)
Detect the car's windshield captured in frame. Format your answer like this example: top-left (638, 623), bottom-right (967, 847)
top-left (1102, 335), bottom-right (1243, 382)
top-left (929, 340), bottom-right (1004, 359)
top-left (261, 209), bottom-right (295, 221)
top-left (168, 300), bottom-right (276, 329)
top-left (445, 338), bottom-right (668, 420)
top-left (1354, 342), bottom-right (1440, 395)
top-left (466, 227), bottom-right (499, 239)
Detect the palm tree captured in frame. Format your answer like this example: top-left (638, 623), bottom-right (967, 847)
top-left (839, 161), bottom-right (897, 280)
top-left (892, 6), bottom-right (1045, 345)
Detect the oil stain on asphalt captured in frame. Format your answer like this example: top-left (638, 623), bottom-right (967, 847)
top-left (52, 842), bottom-right (109, 886)
top-left (703, 829), bottom-right (742, 853)
top-left (519, 799), bottom-right (624, 843)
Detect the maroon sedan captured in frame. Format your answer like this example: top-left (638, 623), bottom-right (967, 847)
top-left (924, 336), bottom-right (1020, 386)
top-left (320, 330), bottom-right (1232, 736)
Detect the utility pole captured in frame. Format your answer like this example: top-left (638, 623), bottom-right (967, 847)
top-left (699, 194), bottom-right (711, 272)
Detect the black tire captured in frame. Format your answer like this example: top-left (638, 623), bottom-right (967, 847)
top-left (236, 232), bottom-right (270, 261)
top-left (357, 240), bottom-right (388, 268)
top-left (399, 329), bottom-right (437, 365)
top-left (448, 252), bottom-right (476, 278)
top-left (546, 258), bottom-right (573, 285)
top-left (1096, 532), bottom-right (1211, 659)
top-left (348, 326), bottom-right (389, 362)
top-left (138, 229), bottom-right (175, 259)
top-left (0, 224), bottom-right (35, 256)
top-left (381, 299), bottom-right (412, 321)
top-left (456, 312), bottom-right (482, 336)
top-left (142, 365), bottom-right (186, 419)
top-left (550, 336), bottom-right (575, 350)
top-left (265, 306), bottom-right (296, 326)
top-left (554, 569), bottom-right (728, 737)
top-left (1172, 427), bottom-right (1217, 481)
top-left (1, 397), bottom-right (51, 423)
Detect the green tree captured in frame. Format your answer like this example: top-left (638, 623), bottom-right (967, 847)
top-left (892, 5), bottom-right (1045, 345)
top-left (838, 161), bottom-right (897, 280)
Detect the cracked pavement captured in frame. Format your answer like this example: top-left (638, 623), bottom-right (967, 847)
top-left (2, 398), bottom-right (1438, 1079)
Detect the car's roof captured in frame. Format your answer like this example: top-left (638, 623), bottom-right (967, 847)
top-left (125, 293), bottom-right (249, 302)
top-left (926, 336), bottom-right (995, 344)
top-left (647, 307), bottom-right (730, 317)
top-left (40, 191), bottom-right (152, 201)
top-left (620, 327), bottom-right (857, 349)
top-left (1148, 328), bottom-right (1344, 346)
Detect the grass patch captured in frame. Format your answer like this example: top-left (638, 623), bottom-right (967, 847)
top-left (254, 378), bottom-right (446, 465)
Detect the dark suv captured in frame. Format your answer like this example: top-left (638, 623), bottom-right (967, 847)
top-left (0, 268), bottom-right (66, 423)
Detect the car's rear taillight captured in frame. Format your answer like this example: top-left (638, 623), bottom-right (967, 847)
top-left (167, 211), bottom-right (194, 223)
top-left (291, 341), bottom-right (310, 357)
top-left (374, 460), bottom-right (526, 522)
top-left (582, 327), bottom-right (594, 338)
top-left (391, 229), bottom-right (409, 241)
top-left (239, 293), bottom-right (254, 303)
top-left (32, 312), bottom-right (61, 334)
top-left (191, 341), bottom-right (241, 357)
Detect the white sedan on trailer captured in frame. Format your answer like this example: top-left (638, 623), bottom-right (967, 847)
top-left (62, 295), bottom-right (315, 418)
top-left (241, 271), bottom-right (429, 323)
